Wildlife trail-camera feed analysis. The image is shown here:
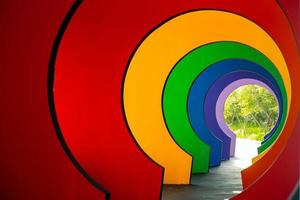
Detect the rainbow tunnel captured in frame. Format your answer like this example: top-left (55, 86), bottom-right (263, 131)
top-left (1, 0), bottom-right (299, 200)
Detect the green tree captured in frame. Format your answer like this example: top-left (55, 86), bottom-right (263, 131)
top-left (224, 85), bottom-right (279, 141)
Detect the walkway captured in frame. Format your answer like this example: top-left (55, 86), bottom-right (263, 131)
top-left (162, 139), bottom-right (260, 200)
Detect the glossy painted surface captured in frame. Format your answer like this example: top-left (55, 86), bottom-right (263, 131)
top-left (1, 0), bottom-right (298, 199)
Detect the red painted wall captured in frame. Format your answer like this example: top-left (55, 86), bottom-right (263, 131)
top-left (0, 1), bottom-right (107, 199)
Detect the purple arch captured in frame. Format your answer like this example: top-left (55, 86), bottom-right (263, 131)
top-left (204, 70), bottom-right (283, 160)
top-left (215, 79), bottom-right (279, 156)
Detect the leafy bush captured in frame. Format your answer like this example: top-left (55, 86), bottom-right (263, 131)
top-left (224, 85), bottom-right (279, 141)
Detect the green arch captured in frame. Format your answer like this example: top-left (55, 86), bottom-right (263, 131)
top-left (162, 41), bottom-right (287, 172)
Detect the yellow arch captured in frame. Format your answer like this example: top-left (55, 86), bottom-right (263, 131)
top-left (252, 146), bottom-right (270, 163)
top-left (123, 10), bottom-right (290, 184)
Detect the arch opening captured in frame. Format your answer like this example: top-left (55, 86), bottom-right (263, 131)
top-left (224, 84), bottom-right (279, 142)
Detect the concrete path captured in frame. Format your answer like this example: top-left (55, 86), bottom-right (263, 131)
top-left (162, 138), bottom-right (260, 200)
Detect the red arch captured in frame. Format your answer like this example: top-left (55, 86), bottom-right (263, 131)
top-left (0, 1), bottom-right (107, 199)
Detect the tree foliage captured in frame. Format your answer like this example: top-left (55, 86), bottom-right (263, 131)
top-left (224, 85), bottom-right (279, 141)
